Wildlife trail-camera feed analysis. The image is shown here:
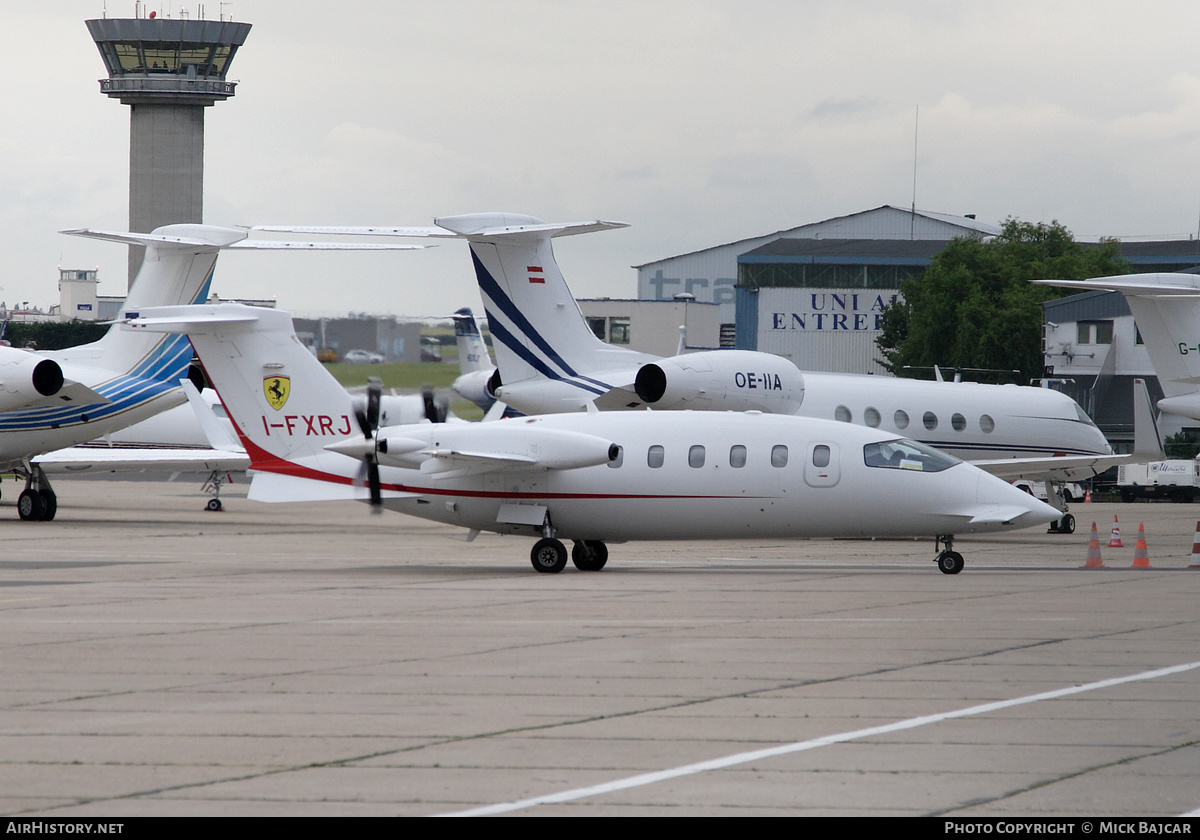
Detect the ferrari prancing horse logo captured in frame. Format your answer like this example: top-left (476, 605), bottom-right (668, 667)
top-left (264, 375), bottom-right (290, 411)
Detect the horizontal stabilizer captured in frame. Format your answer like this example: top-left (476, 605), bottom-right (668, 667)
top-left (64, 226), bottom-right (424, 251)
top-left (255, 216), bottom-right (629, 243)
top-left (124, 306), bottom-right (263, 333)
top-left (227, 240), bottom-right (427, 251)
top-left (253, 225), bottom-right (453, 238)
top-left (1033, 275), bottom-right (1200, 296)
top-left (61, 226), bottom-right (249, 249)
top-left (35, 446), bottom-right (248, 474)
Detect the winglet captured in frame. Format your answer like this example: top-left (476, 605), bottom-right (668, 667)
top-left (1132, 377), bottom-right (1165, 462)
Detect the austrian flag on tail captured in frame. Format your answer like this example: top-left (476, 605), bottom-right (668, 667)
top-left (527, 266), bottom-right (545, 284)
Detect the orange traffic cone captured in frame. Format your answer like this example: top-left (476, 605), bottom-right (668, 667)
top-left (1084, 522), bottom-right (1105, 568)
top-left (1189, 522), bottom-right (1200, 569)
top-left (1132, 523), bottom-right (1151, 568)
top-left (1084, 488), bottom-right (1092, 503)
top-left (1108, 515), bottom-right (1124, 548)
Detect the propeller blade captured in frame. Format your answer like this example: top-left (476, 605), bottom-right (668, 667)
top-left (366, 460), bottom-right (383, 513)
top-left (421, 384), bottom-right (447, 423)
top-left (366, 376), bottom-right (382, 431)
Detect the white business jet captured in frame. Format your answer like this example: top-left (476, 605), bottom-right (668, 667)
top-left (1033, 273), bottom-right (1200, 422)
top-left (0, 223), bottom-right (419, 521)
top-left (257, 215), bottom-right (1157, 534)
top-left (124, 303), bottom-right (1059, 574)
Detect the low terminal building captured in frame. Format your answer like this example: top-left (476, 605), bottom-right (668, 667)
top-left (576, 298), bottom-right (721, 357)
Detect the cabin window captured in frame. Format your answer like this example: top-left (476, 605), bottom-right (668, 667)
top-left (864, 407), bottom-right (881, 427)
top-left (689, 445), bottom-right (706, 468)
top-left (607, 445), bottom-right (624, 468)
top-left (980, 414), bottom-right (995, 433)
top-left (771, 445), bottom-right (789, 468)
top-left (647, 445), bottom-right (665, 468)
top-left (835, 405), bottom-right (852, 423)
top-left (923, 411), bottom-right (938, 431)
top-left (812, 444), bottom-right (831, 468)
top-left (894, 410), bottom-right (909, 429)
top-left (951, 413), bottom-right (966, 432)
top-left (729, 445), bottom-right (747, 468)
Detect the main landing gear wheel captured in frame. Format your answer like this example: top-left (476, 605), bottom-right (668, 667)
top-left (18, 489), bottom-right (45, 522)
top-left (937, 550), bottom-right (965, 575)
top-left (1058, 513), bottom-right (1075, 534)
top-left (531, 538), bottom-right (568, 573)
top-left (571, 540), bottom-right (609, 571)
top-left (38, 490), bottom-right (57, 522)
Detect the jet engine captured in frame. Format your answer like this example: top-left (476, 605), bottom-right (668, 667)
top-left (633, 350), bottom-right (804, 414)
top-left (0, 346), bottom-right (65, 411)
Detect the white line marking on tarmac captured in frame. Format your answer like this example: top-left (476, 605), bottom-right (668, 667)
top-left (440, 660), bottom-right (1200, 817)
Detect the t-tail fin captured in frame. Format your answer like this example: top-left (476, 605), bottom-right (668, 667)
top-left (51, 225), bottom-right (244, 384)
top-left (451, 307), bottom-right (491, 375)
top-left (434, 214), bottom-right (652, 390)
top-left (251, 215), bottom-right (657, 406)
top-left (1035, 273), bottom-right (1200, 402)
top-left (54, 224), bottom-right (424, 387)
top-left (125, 305), bottom-right (362, 482)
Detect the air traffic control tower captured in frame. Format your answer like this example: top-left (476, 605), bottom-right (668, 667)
top-left (86, 15), bottom-right (252, 286)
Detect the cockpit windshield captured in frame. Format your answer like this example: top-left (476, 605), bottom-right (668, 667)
top-left (1075, 404), bottom-right (1099, 427)
top-left (863, 439), bottom-right (961, 473)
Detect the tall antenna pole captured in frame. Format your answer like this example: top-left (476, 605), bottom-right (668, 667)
top-left (911, 106), bottom-right (919, 240)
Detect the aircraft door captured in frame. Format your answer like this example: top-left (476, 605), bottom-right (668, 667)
top-left (803, 442), bottom-right (840, 488)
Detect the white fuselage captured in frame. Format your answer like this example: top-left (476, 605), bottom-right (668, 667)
top-left (0, 358), bottom-right (187, 470)
top-left (495, 370), bottom-right (1113, 464)
top-left (797, 372), bottom-right (1112, 462)
top-left (328, 412), bottom-right (1058, 541)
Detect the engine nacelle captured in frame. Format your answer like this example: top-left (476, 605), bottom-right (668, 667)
top-left (0, 346), bottom-right (65, 411)
top-left (451, 369), bottom-right (496, 410)
top-left (633, 350), bottom-right (804, 414)
top-left (373, 422), bottom-right (619, 471)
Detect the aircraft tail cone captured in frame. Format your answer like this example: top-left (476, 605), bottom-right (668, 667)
top-left (1084, 522), bottom-right (1105, 568)
top-left (1132, 522), bottom-right (1152, 568)
top-left (1108, 514), bottom-right (1124, 548)
top-left (1189, 522), bottom-right (1200, 569)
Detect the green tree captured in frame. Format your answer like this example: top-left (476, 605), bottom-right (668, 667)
top-left (3, 320), bottom-right (109, 351)
top-left (876, 219), bottom-right (1127, 383)
top-left (1163, 430), bottom-right (1200, 460)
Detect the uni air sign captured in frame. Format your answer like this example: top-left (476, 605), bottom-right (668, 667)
top-left (769, 293), bottom-right (895, 332)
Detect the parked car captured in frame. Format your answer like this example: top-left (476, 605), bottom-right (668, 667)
top-left (343, 349), bottom-right (384, 364)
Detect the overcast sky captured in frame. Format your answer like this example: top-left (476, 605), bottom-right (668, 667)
top-left (7, 1), bottom-right (1200, 318)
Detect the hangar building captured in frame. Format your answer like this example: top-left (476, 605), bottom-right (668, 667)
top-left (634, 206), bottom-right (998, 374)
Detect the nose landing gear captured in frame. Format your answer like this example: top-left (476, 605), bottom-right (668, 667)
top-left (935, 535), bottom-right (964, 575)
